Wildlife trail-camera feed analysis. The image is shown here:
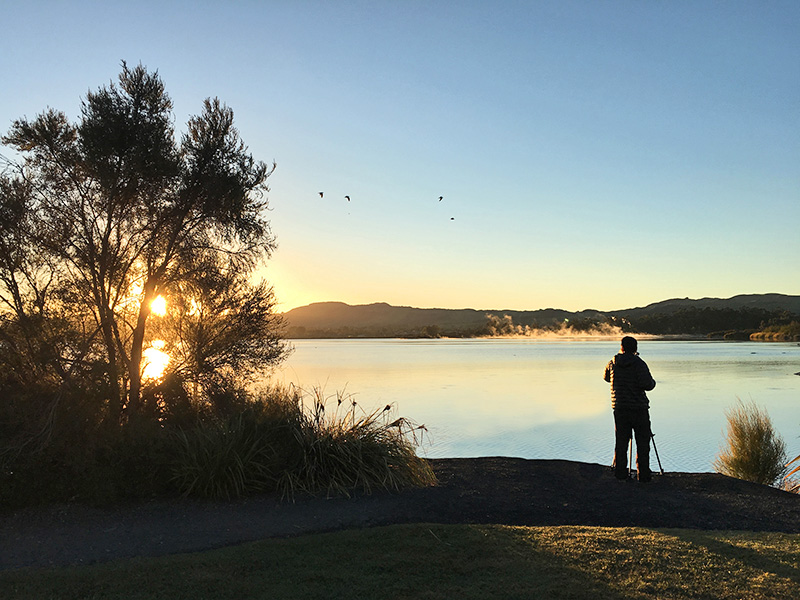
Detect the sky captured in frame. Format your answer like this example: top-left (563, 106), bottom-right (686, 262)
top-left (2, 1), bottom-right (798, 312)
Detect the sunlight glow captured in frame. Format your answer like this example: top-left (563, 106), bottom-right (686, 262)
top-left (142, 339), bottom-right (169, 381)
top-left (150, 295), bottom-right (167, 317)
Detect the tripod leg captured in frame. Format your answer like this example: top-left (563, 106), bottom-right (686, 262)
top-left (651, 433), bottom-right (664, 475)
top-left (628, 436), bottom-right (633, 477)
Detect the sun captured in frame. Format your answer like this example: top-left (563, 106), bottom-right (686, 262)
top-left (142, 339), bottom-right (170, 381)
top-left (150, 295), bottom-right (167, 317)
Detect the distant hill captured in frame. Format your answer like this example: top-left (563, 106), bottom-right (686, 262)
top-left (282, 294), bottom-right (800, 338)
top-left (284, 302), bottom-right (602, 331)
top-left (614, 294), bottom-right (800, 317)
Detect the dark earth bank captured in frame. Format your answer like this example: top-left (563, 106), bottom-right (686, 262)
top-left (2, 457), bottom-right (799, 570)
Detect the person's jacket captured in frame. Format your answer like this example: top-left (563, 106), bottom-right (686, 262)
top-left (603, 352), bottom-right (656, 410)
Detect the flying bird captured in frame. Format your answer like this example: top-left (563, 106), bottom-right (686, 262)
top-left (450, 217), bottom-right (455, 220)
top-left (345, 195), bottom-right (350, 201)
top-left (439, 196), bottom-right (443, 201)
top-left (319, 192), bottom-right (324, 198)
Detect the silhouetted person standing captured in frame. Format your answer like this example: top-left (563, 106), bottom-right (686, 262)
top-left (604, 336), bottom-right (656, 481)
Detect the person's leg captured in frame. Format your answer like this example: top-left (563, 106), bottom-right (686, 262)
top-left (633, 410), bottom-right (652, 482)
top-left (613, 409), bottom-right (632, 479)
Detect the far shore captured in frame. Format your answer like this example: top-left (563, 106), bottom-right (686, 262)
top-left (285, 334), bottom-right (798, 341)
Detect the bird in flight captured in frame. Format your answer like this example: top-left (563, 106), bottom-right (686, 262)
top-left (319, 192), bottom-right (324, 198)
top-left (439, 196), bottom-right (443, 201)
top-left (345, 195), bottom-right (350, 201)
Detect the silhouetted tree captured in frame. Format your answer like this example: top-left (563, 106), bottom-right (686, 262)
top-left (0, 62), bottom-right (282, 423)
top-left (152, 253), bottom-right (288, 408)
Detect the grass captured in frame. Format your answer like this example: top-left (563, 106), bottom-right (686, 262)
top-left (2, 524), bottom-right (799, 599)
top-left (713, 400), bottom-right (787, 487)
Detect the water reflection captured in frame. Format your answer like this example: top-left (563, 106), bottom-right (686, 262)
top-left (271, 339), bottom-right (800, 473)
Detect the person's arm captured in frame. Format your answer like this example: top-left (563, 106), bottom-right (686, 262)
top-left (638, 362), bottom-right (656, 391)
top-left (603, 362), bottom-right (612, 383)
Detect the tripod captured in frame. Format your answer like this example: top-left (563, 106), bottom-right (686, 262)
top-left (627, 433), bottom-right (665, 476)
top-left (651, 432), bottom-right (665, 475)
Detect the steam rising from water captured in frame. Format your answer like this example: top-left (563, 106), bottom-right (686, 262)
top-left (483, 314), bottom-right (627, 339)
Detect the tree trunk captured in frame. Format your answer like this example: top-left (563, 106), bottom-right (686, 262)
top-left (127, 280), bottom-right (156, 416)
top-left (99, 308), bottom-right (123, 424)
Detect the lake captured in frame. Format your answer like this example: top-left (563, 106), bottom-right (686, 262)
top-left (268, 339), bottom-right (800, 473)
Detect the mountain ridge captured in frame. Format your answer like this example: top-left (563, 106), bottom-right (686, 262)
top-left (282, 293), bottom-right (800, 338)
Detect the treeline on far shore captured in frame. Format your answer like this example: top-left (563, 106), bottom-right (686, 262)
top-left (286, 307), bottom-right (800, 340)
top-left (629, 307), bottom-right (799, 340)
top-left (748, 321), bottom-right (800, 341)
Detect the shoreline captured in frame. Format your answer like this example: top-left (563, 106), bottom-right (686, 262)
top-left (285, 335), bottom-right (798, 341)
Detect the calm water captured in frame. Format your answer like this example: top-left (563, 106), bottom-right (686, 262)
top-left (269, 339), bottom-right (800, 473)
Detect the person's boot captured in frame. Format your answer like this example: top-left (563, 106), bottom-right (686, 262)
top-left (613, 450), bottom-right (629, 479)
top-left (615, 466), bottom-right (631, 480)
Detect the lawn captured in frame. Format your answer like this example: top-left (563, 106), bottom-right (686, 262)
top-left (1, 524), bottom-right (798, 599)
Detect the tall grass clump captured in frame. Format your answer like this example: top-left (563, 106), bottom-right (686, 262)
top-left (713, 399), bottom-right (787, 487)
top-left (170, 386), bottom-right (436, 501)
top-left (280, 388), bottom-right (436, 498)
top-left (170, 411), bottom-right (279, 500)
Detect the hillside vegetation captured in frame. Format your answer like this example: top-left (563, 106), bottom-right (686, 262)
top-left (283, 294), bottom-right (800, 339)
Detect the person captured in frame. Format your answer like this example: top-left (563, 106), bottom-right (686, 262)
top-left (604, 336), bottom-right (656, 482)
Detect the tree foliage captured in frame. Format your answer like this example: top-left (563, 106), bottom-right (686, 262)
top-left (153, 255), bottom-right (286, 405)
top-left (623, 307), bottom-right (794, 336)
top-left (0, 63), bottom-right (287, 425)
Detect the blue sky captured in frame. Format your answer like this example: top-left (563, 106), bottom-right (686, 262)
top-left (2, 1), bottom-right (798, 311)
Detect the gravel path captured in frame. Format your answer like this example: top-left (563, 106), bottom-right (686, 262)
top-left (2, 457), bottom-right (799, 571)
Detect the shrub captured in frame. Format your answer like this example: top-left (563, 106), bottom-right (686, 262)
top-left (0, 381), bottom-right (179, 508)
top-left (713, 400), bottom-right (787, 487)
top-left (750, 321), bottom-right (800, 341)
top-left (1, 380), bottom-right (436, 507)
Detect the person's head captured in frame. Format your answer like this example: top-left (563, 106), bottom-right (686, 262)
top-left (621, 336), bottom-right (638, 354)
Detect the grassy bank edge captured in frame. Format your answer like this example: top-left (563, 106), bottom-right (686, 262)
top-left (2, 523), bottom-right (798, 600)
